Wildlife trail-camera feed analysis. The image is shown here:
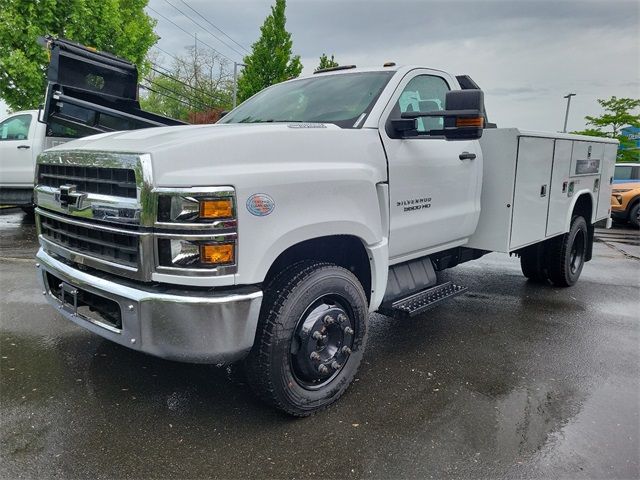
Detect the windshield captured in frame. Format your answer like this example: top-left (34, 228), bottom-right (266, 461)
top-left (220, 71), bottom-right (394, 128)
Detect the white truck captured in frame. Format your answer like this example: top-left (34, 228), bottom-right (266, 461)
top-left (33, 64), bottom-right (617, 416)
top-left (0, 38), bottom-right (183, 208)
top-left (0, 109), bottom-right (51, 208)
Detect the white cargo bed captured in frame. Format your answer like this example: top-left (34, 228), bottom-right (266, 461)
top-left (466, 128), bottom-right (618, 253)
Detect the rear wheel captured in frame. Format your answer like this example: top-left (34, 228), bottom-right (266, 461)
top-left (244, 261), bottom-right (368, 416)
top-left (520, 243), bottom-right (549, 283)
top-left (547, 216), bottom-right (588, 287)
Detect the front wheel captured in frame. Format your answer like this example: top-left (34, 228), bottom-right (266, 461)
top-left (244, 261), bottom-right (368, 416)
top-left (547, 216), bottom-right (588, 287)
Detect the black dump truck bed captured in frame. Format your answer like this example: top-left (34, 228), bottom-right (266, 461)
top-left (40, 36), bottom-right (185, 139)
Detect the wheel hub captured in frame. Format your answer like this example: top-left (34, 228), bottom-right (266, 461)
top-left (291, 297), bottom-right (354, 389)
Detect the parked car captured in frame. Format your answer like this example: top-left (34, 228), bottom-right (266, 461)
top-left (611, 180), bottom-right (640, 228)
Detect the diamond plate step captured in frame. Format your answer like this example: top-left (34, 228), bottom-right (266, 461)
top-left (390, 281), bottom-right (467, 318)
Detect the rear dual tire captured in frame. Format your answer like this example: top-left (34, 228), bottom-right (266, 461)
top-left (520, 215), bottom-right (588, 287)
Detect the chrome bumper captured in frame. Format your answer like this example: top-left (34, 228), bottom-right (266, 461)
top-left (36, 248), bottom-right (263, 364)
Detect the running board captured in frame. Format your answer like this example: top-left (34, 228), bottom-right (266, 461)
top-left (381, 281), bottom-right (467, 318)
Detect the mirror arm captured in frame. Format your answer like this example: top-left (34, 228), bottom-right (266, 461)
top-left (401, 109), bottom-right (481, 119)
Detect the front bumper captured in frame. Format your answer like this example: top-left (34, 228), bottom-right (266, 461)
top-left (36, 248), bottom-right (263, 364)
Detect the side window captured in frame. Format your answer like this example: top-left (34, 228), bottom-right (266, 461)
top-left (614, 165), bottom-right (632, 181)
top-left (0, 114), bottom-right (32, 141)
top-left (396, 75), bottom-right (450, 133)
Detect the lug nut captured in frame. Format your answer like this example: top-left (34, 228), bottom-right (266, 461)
top-left (318, 364), bottom-right (329, 375)
top-left (341, 346), bottom-right (352, 355)
top-left (344, 326), bottom-right (354, 335)
top-left (331, 361), bottom-right (342, 370)
top-left (337, 313), bottom-right (347, 322)
top-left (312, 331), bottom-right (326, 341)
top-left (323, 315), bottom-right (335, 326)
top-left (310, 351), bottom-right (321, 361)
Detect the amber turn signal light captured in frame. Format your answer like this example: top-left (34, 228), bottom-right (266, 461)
top-left (456, 117), bottom-right (484, 128)
top-left (199, 198), bottom-right (233, 219)
top-left (200, 244), bottom-right (234, 265)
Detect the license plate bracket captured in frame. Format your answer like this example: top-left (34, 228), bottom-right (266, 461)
top-left (58, 282), bottom-right (79, 315)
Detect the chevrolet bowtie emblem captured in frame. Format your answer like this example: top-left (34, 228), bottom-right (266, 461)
top-left (55, 184), bottom-right (87, 211)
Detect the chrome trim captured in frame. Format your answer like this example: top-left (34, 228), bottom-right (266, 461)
top-left (36, 207), bottom-right (154, 281)
top-left (35, 152), bottom-right (239, 282)
top-left (37, 207), bottom-right (148, 236)
top-left (35, 151), bottom-right (155, 227)
top-left (37, 248), bottom-right (262, 364)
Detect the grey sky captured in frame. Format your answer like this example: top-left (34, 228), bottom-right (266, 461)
top-left (2, 0), bottom-right (638, 132)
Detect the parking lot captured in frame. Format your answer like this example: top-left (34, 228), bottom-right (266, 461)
top-left (1, 208), bottom-right (638, 479)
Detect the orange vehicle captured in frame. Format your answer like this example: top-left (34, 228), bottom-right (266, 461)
top-left (611, 179), bottom-right (640, 228)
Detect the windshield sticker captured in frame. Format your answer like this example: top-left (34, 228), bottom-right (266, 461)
top-left (246, 193), bottom-right (275, 216)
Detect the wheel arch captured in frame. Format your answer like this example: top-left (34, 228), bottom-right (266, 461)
top-left (625, 194), bottom-right (640, 218)
top-left (262, 235), bottom-right (375, 307)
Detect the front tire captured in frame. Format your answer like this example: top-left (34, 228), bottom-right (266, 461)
top-left (547, 216), bottom-right (588, 287)
top-left (244, 261), bottom-right (368, 416)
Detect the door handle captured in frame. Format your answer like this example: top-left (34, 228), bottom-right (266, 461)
top-left (459, 152), bottom-right (476, 160)
top-left (17, 145), bottom-right (30, 150)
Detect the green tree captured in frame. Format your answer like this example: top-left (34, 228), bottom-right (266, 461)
top-left (140, 47), bottom-right (233, 122)
top-left (237, 0), bottom-right (302, 103)
top-left (0, 0), bottom-right (158, 111)
top-left (574, 96), bottom-right (640, 162)
top-left (315, 53), bottom-right (339, 72)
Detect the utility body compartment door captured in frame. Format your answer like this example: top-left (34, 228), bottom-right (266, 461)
top-left (596, 143), bottom-right (618, 220)
top-left (509, 137), bottom-right (554, 249)
top-left (546, 139), bottom-right (573, 237)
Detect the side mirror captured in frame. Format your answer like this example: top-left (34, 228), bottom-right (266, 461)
top-left (397, 89), bottom-right (486, 140)
top-left (219, 110), bottom-right (229, 119)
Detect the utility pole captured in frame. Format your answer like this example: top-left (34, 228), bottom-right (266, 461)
top-left (563, 93), bottom-right (576, 133)
top-left (232, 62), bottom-right (247, 109)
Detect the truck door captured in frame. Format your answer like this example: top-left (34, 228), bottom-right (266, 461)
top-left (379, 71), bottom-right (482, 260)
top-left (0, 113), bottom-right (35, 186)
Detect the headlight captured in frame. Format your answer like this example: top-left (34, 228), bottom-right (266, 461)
top-left (157, 192), bottom-right (234, 223)
top-left (158, 239), bottom-right (235, 268)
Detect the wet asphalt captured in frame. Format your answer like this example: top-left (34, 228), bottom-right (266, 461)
top-left (0, 208), bottom-right (638, 480)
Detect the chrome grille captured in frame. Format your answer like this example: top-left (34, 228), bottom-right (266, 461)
top-left (40, 214), bottom-right (139, 267)
top-left (38, 164), bottom-right (137, 198)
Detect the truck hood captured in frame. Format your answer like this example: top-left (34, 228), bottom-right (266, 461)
top-left (43, 122), bottom-right (387, 188)
top-left (49, 123), bottom-right (341, 154)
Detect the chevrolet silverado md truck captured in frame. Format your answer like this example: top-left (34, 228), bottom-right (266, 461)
top-left (34, 64), bottom-right (617, 415)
